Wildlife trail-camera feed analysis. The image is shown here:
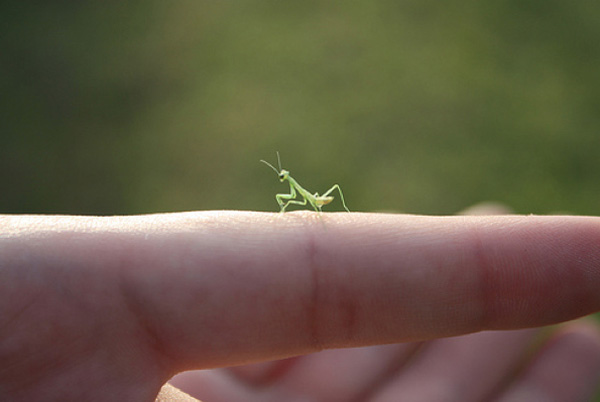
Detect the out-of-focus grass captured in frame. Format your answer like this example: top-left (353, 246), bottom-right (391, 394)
top-left (1, 2), bottom-right (600, 398)
top-left (1, 1), bottom-right (600, 216)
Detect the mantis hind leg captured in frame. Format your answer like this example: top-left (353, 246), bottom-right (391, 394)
top-left (322, 184), bottom-right (350, 212)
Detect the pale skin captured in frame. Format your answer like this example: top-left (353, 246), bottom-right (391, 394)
top-left (2, 212), bottom-right (600, 401)
top-left (261, 154), bottom-right (350, 212)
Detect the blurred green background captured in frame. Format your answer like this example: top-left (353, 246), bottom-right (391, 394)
top-left (1, 1), bottom-right (600, 216)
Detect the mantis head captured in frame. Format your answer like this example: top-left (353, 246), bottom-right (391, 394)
top-left (260, 152), bottom-right (289, 182)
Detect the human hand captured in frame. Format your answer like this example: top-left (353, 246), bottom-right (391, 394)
top-left (171, 322), bottom-right (600, 401)
top-left (2, 212), bottom-right (600, 401)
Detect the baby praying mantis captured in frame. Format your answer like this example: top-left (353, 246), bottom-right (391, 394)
top-left (261, 152), bottom-right (350, 213)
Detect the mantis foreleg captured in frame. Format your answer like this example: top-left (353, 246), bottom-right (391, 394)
top-left (276, 182), bottom-right (308, 212)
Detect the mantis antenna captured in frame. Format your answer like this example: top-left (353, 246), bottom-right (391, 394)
top-left (260, 158), bottom-right (279, 175)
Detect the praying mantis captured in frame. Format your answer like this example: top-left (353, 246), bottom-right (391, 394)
top-left (261, 152), bottom-right (350, 213)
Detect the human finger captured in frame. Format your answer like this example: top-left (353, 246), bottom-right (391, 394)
top-left (3, 212), bottom-right (600, 375)
top-left (170, 344), bottom-right (418, 402)
top-left (494, 321), bottom-right (600, 402)
top-left (368, 329), bottom-right (539, 402)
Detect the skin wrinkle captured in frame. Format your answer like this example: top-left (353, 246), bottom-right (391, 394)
top-left (113, 230), bottom-right (215, 376)
top-left (118, 224), bottom-right (215, 369)
top-left (62, 247), bottom-right (169, 400)
top-left (312, 233), bottom-right (358, 349)
top-left (562, 229), bottom-right (600, 320)
top-left (455, 217), bottom-right (525, 333)
top-left (471, 220), bottom-right (551, 331)
top-left (334, 285), bottom-right (359, 346)
top-left (1, 272), bottom-right (76, 394)
top-left (118, 270), bottom-right (177, 377)
top-left (89, 242), bottom-right (178, 386)
top-left (0, 288), bottom-right (43, 338)
top-left (317, 217), bottom-right (410, 344)
top-left (1, 264), bottom-right (139, 400)
top-left (305, 224), bottom-right (323, 352)
top-left (468, 220), bottom-right (498, 334)
top-left (300, 213), bottom-right (347, 353)
top-left (313, 214), bottom-right (369, 348)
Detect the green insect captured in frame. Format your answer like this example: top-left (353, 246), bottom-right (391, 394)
top-left (261, 152), bottom-right (350, 213)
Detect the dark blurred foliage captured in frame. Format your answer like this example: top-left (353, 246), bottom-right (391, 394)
top-left (2, 1), bottom-right (600, 215)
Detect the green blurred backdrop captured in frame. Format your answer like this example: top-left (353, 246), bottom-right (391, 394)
top-left (2, 1), bottom-right (600, 216)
